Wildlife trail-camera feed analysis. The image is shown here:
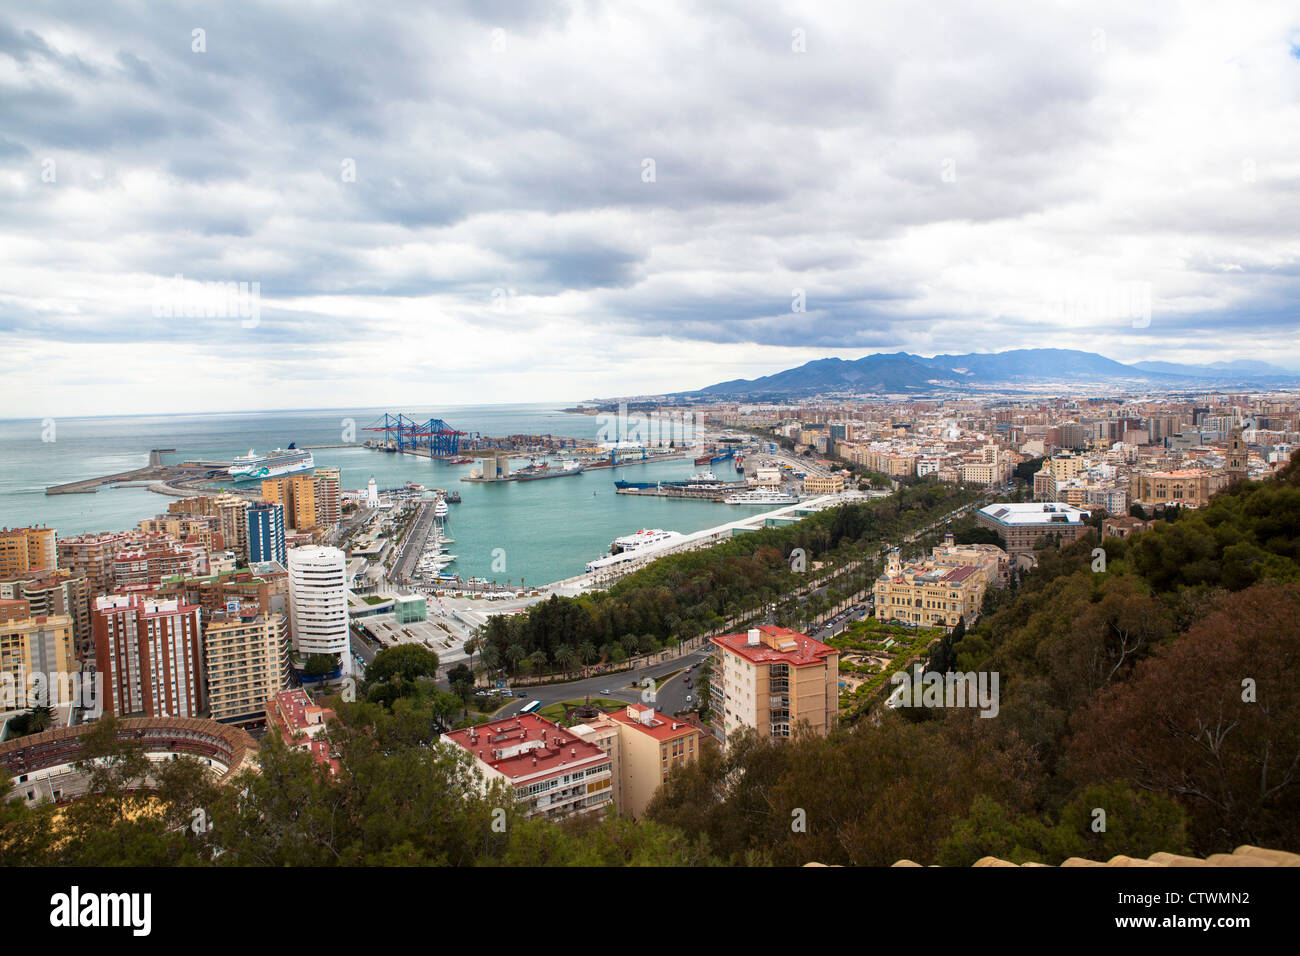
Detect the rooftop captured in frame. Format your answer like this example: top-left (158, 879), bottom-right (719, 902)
top-left (713, 624), bottom-right (837, 667)
top-left (978, 502), bottom-right (1088, 526)
top-left (443, 712), bottom-right (609, 781)
top-left (606, 703), bottom-right (697, 741)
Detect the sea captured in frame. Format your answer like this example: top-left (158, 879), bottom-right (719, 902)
top-left (0, 404), bottom-right (765, 586)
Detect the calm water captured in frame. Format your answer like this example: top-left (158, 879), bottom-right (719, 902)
top-left (0, 404), bottom-right (763, 585)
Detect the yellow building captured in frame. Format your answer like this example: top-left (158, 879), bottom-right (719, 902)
top-left (712, 626), bottom-right (839, 746)
top-left (261, 475), bottom-right (317, 532)
top-left (801, 473), bottom-right (846, 495)
top-left (874, 548), bottom-right (988, 628)
top-left (574, 703), bottom-right (701, 818)
top-left (203, 609), bottom-right (291, 724)
top-left (0, 613), bottom-right (75, 709)
top-left (0, 527), bottom-right (57, 577)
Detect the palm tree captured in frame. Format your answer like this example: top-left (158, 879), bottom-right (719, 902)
top-left (505, 644), bottom-right (525, 674)
top-left (577, 641), bottom-right (597, 675)
top-left (555, 644), bottom-right (578, 677)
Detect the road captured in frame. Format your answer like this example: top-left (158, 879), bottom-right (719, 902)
top-left (492, 647), bottom-right (713, 718)
top-left (391, 501), bottom-right (434, 581)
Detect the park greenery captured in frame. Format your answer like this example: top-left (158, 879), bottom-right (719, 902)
top-left (474, 481), bottom-right (979, 684)
top-left (2, 453), bottom-right (1298, 866)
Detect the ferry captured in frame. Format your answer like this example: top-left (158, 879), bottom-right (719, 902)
top-left (228, 445), bottom-right (314, 482)
top-left (609, 528), bottom-right (685, 555)
top-left (724, 489), bottom-right (800, 505)
top-left (586, 528), bottom-right (686, 573)
top-left (450, 458), bottom-right (474, 465)
top-left (515, 460), bottom-right (584, 481)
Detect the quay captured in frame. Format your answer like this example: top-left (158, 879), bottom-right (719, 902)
top-left (45, 450), bottom-right (231, 496)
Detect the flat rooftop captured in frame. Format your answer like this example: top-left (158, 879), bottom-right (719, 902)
top-left (443, 713), bottom-right (608, 781)
top-left (978, 502), bottom-right (1087, 526)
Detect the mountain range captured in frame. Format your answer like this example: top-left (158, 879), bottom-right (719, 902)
top-left (680, 349), bottom-right (1300, 399)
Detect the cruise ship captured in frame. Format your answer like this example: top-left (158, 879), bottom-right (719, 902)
top-left (228, 445), bottom-right (314, 481)
top-left (724, 489), bottom-right (800, 505)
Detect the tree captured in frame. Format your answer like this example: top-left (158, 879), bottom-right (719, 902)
top-left (1068, 583), bottom-right (1300, 853)
top-left (366, 644), bottom-right (440, 684)
top-left (304, 653), bottom-right (339, 676)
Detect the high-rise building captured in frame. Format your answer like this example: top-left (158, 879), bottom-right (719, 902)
top-left (93, 595), bottom-right (204, 718)
top-left (0, 527), bottom-right (57, 577)
top-left (313, 468), bottom-right (342, 529)
top-left (57, 531), bottom-right (130, 597)
top-left (247, 502), bottom-right (286, 566)
top-left (261, 474), bottom-right (318, 532)
top-left (214, 495), bottom-right (250, 560)
top-left (287, 545), bottom-right (349, 673)
top-left (0, 571), bottom-right (92, 660)
top-left (712, 625), bottom-right (839, 747)
top-left (0, 613), bottom-right (75, 708)
top-left (203, 607), bottom-right (290, 724)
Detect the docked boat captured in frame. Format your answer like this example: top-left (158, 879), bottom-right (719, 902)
top-left (609, 528), bottom-right (685, 555)
top-left (515, 460), bottom-right (585, 481)
top-left (228, 445), bottom-right (314, 482)
top-left (586, 528), bottom-right (686, 573)
top-left (433, 497), bottom-right (449, 519)
top-left (724, 489), bottom-right (800, 505)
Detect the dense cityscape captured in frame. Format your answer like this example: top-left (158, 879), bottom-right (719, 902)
top-left (3, 0), bottom-right (1297, 941)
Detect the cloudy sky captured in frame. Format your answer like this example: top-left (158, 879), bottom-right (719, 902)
top-left (2, 1), bottom-right (1298, 417)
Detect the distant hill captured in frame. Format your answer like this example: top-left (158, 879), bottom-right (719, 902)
top-left (682, 349), bottom-right (1300, 399)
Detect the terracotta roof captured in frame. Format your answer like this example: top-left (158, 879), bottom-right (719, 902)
top-left (888, 845), bottom-right (1300, 867)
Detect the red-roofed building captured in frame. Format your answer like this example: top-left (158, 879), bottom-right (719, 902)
top-left (266, 688), bottom-right (338, 774)
top-left (572, 702), bottom-right (701, 818)
top-left (712, 625), bottom-right (839, 747)
top-left (442, 713), bottom-right (613, 821)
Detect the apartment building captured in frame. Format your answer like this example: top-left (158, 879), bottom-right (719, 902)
top-left (267, 688), bottom-right (338, 772)
top-left (261, 474), bottom-right (317, 532)
top-left (0, 527), bottom-right (57, 577)
top-left (572, 702), bottom-right (701, 818)
top-left (112, 539), bottom-right (207, 589)
top-left (93, 595), bottom-right (204, 718)
top-left (0, 613), bottom-right (75, 708)
top-left (976, 502), bottom-right (1090, 554)
top-left (313, 467), bottom-right (342, 529)
top-left (0, 571), bottom-right (91, 660)
top-left (58, 531), bottom-right (131, 597)
top-left (247, 502), bottom-right (287, 565)
top-left (203, 608), bottom-right (290, 725)
top-left (442, 713), bottom-right (614, 821)
top-left (712, 625), bottom-right (839, 747)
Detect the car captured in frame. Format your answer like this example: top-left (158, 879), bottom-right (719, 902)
top-left (600, 689), bottom-right (611, 694)
top-left (516, 691), bottom-right (527, 697)
top-left (685, 695), bottom-right (692, 702)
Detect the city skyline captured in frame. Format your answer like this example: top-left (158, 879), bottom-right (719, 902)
top-left (3, 2), bottom-right (1299, 418)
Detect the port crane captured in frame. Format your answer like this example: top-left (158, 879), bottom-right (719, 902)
top-left (364, 413), bottom-right (470, 457)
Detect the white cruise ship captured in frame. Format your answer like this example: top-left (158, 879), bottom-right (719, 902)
top-left (228, 446), bottom-right (314, 482)
top-left (724, 489), bottom-right (800, 505)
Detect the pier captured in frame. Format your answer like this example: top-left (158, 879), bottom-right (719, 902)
top-left (45, 451), bottom-right (231, 496)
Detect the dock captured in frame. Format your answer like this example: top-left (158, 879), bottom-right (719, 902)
top-left (45, 451), bottom-right (232, 496)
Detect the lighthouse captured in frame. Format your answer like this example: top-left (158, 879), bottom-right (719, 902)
top-left (366, 476), bottom-right (379, 508)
